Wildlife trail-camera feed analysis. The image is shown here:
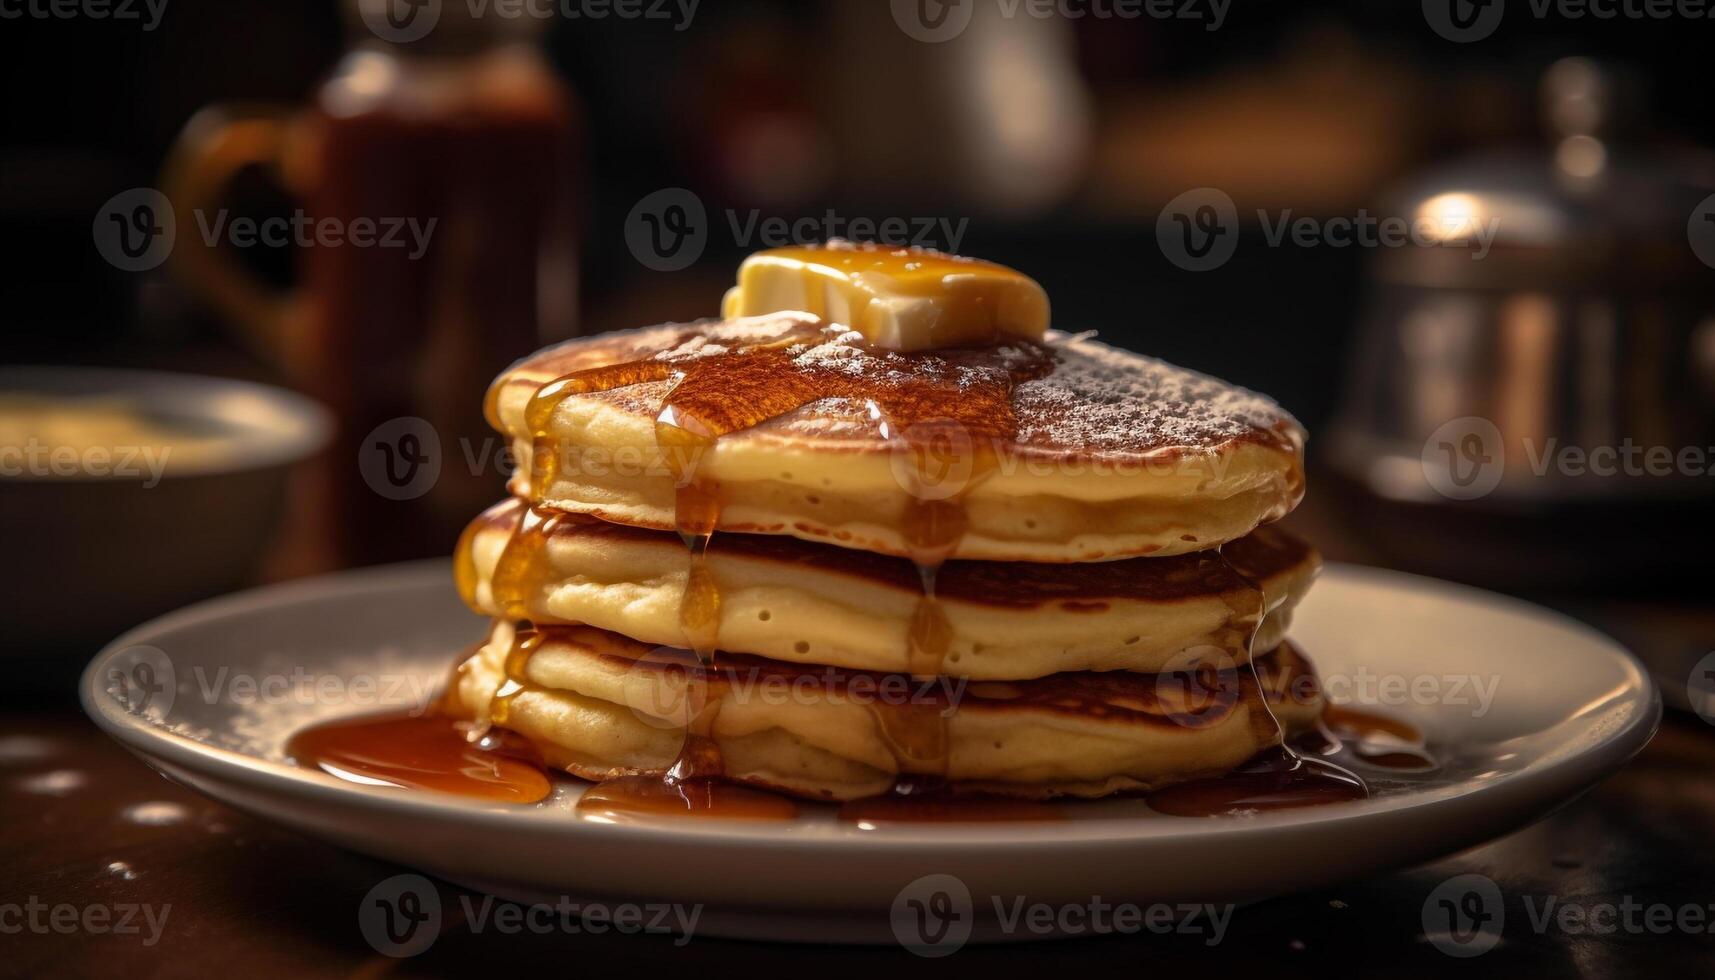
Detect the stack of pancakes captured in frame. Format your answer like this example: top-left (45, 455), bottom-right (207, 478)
top-left (445, 310), bottom-right (1325, 802)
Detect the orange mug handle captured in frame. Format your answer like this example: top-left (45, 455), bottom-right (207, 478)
top-left (161, 105), bottom-right (308, 377)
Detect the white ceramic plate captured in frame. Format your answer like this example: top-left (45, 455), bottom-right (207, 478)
top-left (82, 561), bottom-right (1659, 944)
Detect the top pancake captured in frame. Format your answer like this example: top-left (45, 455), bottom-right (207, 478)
top-left (488, 314), bottom-right (1306, 561)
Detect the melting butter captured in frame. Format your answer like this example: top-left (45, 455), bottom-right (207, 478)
top-left (720, 241), bottom-right (1049, 352)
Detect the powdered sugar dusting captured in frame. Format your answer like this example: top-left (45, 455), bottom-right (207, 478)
top-left (1013, 331), bottom-right (1296, 455)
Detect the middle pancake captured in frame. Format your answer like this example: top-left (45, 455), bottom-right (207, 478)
top-left (458, 498), bottom-right (1320, 680)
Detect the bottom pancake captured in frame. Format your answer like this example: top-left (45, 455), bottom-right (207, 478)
top-left (443, 621), bottom-right (1327, 801)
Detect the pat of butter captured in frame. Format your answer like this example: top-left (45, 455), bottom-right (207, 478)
top-left (721, 242), bottom-right (1049, 351)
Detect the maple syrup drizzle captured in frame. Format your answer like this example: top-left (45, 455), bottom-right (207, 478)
top-left (485, 505), bottom-right (563, 620)
top-left (286, 712), bottom-right (552, 804)
top-left (487, 627), bottom-right (548, 727)
top-left (879, 416), bottom-right (1000, 776)
top-left (1143, 550), bottom-right (1370, 817)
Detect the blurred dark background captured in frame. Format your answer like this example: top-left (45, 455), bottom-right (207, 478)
top-left (2, 0), bottom-right (1712, 692)
top-left (6, 0), bottom-right (1715, 410)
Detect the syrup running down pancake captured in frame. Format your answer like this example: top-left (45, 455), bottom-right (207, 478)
top-left (441, 621), bottom-right (1329, 802)
top-left (457, 498), bottom-right (1320, 679)
top-left (485, 316), bottom-right (1305, 563)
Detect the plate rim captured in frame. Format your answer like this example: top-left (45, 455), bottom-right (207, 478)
top-left (81, 559), bottom-right (1662, 851)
